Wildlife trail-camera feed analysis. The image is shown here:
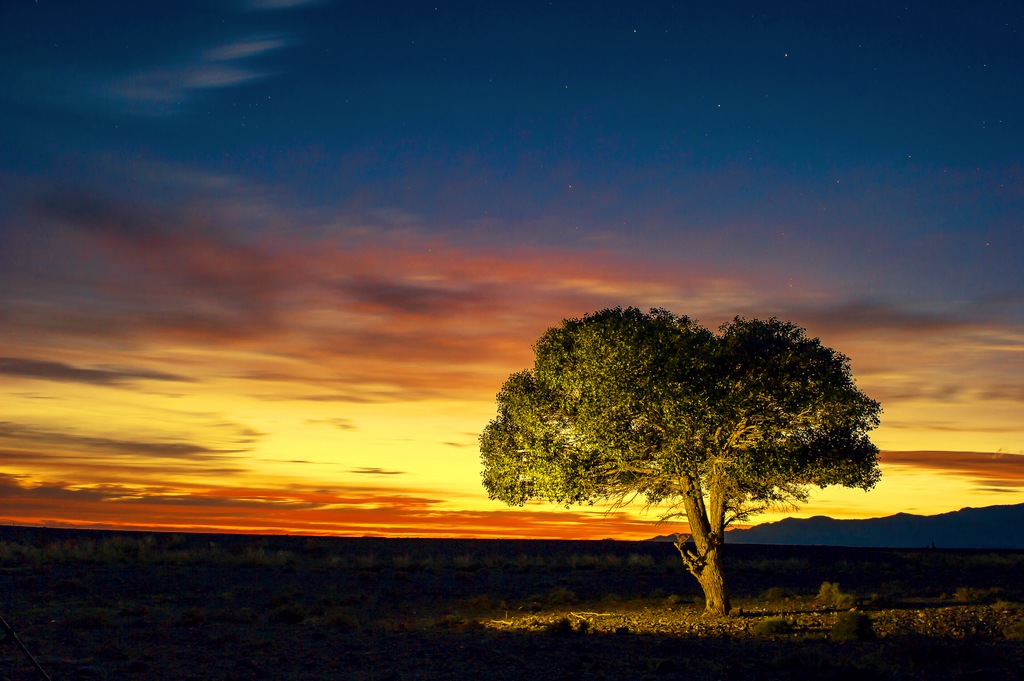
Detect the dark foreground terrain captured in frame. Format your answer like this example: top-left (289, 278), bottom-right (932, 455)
top-left (1, 528), bottom-right (1023, 680)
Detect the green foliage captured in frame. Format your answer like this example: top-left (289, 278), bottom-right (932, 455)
top-left (480, 307), bottom-right (881, 520)
top-left (480, 308), bottom-right (881, 616)
top-left (830, 611), bottom-right (874, 641)
top-left (817, 581), bottom-right (857, 609)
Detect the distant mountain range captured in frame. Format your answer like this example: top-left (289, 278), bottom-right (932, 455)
top-left (657, 503), bottom-right (1024, 548)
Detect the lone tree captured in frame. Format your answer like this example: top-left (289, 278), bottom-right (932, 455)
top-left (480, 307), bottom-right (881, 616)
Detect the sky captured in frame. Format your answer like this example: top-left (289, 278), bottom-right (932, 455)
top-left (1, 0), bottom-right (1022, 540)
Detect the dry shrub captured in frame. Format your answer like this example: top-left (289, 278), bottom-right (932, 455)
top-left (816, 581), bottom-right (856, 609)
top-left (831, 611), bottom-right (874, 641)
top-left (1003, 618), bottom-right (1024, 641)
top-left (546, 616), bottom-right (591, 635)
top-left (761, 586), bottom-right (798, 602)
top-left (547, 586), bottom-right (577, 605)
top-left (951, 586), bottom-right (1001, 603)
top-left (751, 616), bottom-right (793, 636)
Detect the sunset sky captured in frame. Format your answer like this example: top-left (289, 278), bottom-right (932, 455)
top-left (1, 1), bottom-right (1022, 539)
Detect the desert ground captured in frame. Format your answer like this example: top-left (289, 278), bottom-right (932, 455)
top-left (1, 527), bottom-right (1022, 680)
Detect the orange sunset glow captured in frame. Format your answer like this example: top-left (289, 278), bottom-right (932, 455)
top-left (2, 1), bottom-right (1022, 539)
top-left (3, 226), bottom-right (1022, 539)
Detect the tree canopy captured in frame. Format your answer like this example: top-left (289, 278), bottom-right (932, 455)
top-left (480, 307), bottom-right (881, 615)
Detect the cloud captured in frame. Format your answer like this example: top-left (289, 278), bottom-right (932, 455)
top-left (0, 356), bottom-right (190, 387)
top-left (341, 277), bottom-right (493, 316)
top-left (10, 178), bottom-right (1024, 417)
top-left (205, 38), bottom-right (288, 62)
top-left (102, 34), bottom-right (289, 114)
top-left (881, 451), bottom-right (1024, 491)
top-left (304, 418), bottom-right (357, 431)
top-left (12, 183), bottom-right (691, 401)
top-left (0, 422), bottom-right (249, 462)
top-left (243, 0), bottom-right (324, 10)
top-left (798, 300), bottom-right (976, 336)
top-left (0, 473), bottom-right (683, 539)
top-left (0, 448), bottom-right (248, 480)
top-left (349, 468), bottom-right (405, 476)
top-left (23, 187), bottom-right (295, 342)
top-left (883, 421), bottom-right (1022, 434)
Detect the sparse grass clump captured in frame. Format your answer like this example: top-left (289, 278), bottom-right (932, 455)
top-left (546, 615), bottom-right (591, 636)
top-left (179, 607), bottom-right (208, 626)
top-left (816, 581), bottom-right (856, 610)
top-left (741, 557), bottom-right (810, 575)
top-left (626, 553), bottom-right (655, 569)
top-left (321, 608), bottom-right (359, 630)
top-left (869, 581), bottom-right (906, 608)
top-left (547, 586), bottom-right (577, 605)
top-left (761, 586), bottom-right (798, 602)
top-left (1003, 618), bottom-right (1024, 641)
top-left (270, 604), bottom-right (307, 625)
top-left (457, 594), bottom-right (498, 611)
top-left (355, 553), bottom-right (378, 570)
top-left (451, 553), bottom-right (477, 571)
top-left (830, 611), bottom-right (874, 641)
top-left (238, 546), bottom-right (295, 567)
top-left (751, 616), bottom-right (793, 636)
top-left (661, 593), bottom-right (685, 606)
top-left (66, 608), bottom-right (115, 629)
top-left (951, 586), bottom-right (1002, 603)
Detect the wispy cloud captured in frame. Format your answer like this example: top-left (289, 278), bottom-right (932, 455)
top-left (797, 300), bottom-right (977, 336)
top-left (0, 473), bottom-right (678, 539)
top-left (103, 34), bottom-right (289, 114)
top-left (304, 418), bottom-right (357, 431)
top-left (0, 421), bottom-right (251, 462)
top-left (243, 0), bottom-right (325, 10)
top-left (882, 451), bottom-right (1024, 492)
top-left (10, 179), bottom-right (1024, 413)
top-left (0, 357), bottom-right (190, 387)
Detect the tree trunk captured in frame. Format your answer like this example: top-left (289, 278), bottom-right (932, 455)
top-left (675, 535), bottom-right (731, 616)
top-left (675, 480), bottom-right (732, 617)
top-left (695, 544), bottom-right (730, 617)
